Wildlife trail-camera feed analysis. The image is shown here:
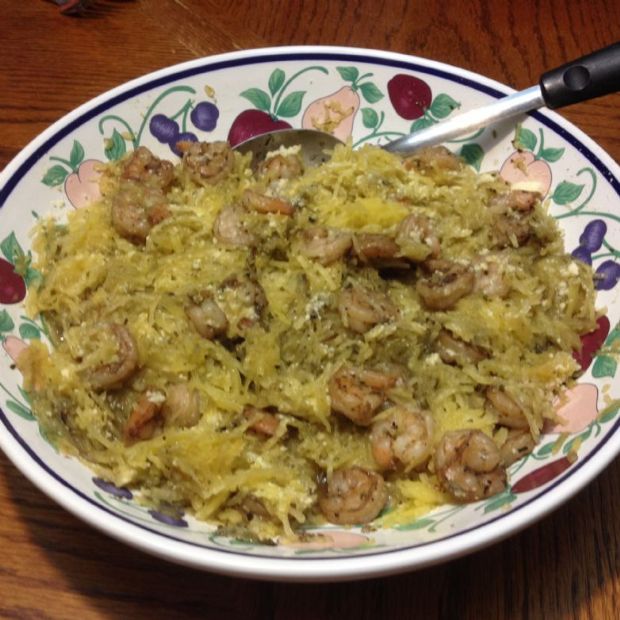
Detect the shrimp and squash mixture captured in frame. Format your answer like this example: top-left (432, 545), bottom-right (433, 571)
top-left (19, 139), bottom-right (597, 540)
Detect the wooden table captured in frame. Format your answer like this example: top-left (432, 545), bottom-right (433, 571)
top-left (1, 1), bottom-right (619, 618)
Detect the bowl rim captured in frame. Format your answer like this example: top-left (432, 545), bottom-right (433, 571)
top-left (1, 44), bottom-right (619, 582)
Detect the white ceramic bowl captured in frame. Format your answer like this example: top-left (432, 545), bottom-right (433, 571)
top-left (0, 46), bottom-right (619, 582)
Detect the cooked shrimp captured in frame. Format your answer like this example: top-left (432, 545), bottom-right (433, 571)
top-left (123, 392), bottom-right (164, 444)
top-left (298, 226), bottom-right (352, 265)
top-left (435, 429), bottom-right (507, 502)
top-left (338, 284), bottom-right (397, 333)
top-left (490, 190), bottom-right (539, 212)
top-left (416, 260), bottom-right (475, 311)
top-left (500, 429), bottom-right (535, 466)
top-left (328, 367), bottom-right (395, 426)
top-left (352, 233), bottom-right (408, 269)
top-left (404, 146), bottom-right (462, 172)
top-left (472, 255), bottom-right (511, 298)
top-left (243, 406), bottom-right (280, 437)
top-left (111, 185), bottom-right (171, 244)
top-left (318, 466), bottom-right (388, 525)
top-left (186, 293), bottom-right (228, 340)
top-left (121, 146), bottom-right (174, 189)
top-left (370, 406), bottom-right (434, 471)
top-left (488, 190), bottom-right (539, 248)
top-left (241, 188), bottom-right (294, 215)
top-left (88, 324), bottom-right (138, 391)
top-left (213, 204), bottom-right (256, 247)
top-left (396, 213), bottom-right (441, 260)
top-left (178, 140), bottom-right (234, 185)
top-left (162, 383), bottom-right (201, 428)
top-left (221, 276), bottom-right (268, 331)
top-left (258, 153), bottom-right (303, 182)
top-left (485, 387), bottom-right (529, 430)
top-left (436, 329), bottom-right (488, 366)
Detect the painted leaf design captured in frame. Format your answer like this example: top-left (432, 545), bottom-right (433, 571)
top-left (515, 126), bottom-right (537, 151)
top-left (18, 323), bottom-right (40, 340)
top-left (592, 354), bottom-right (617, 378)
top-left (460, 143), bottom-right (484, 171)
top-left (240, 88), bottom-right (272, 112)
top-left (411, 117), bottom-right (435, 133)
top-left (42, 165), bottom-right (68, 187)
top-left (104, 129), bottom-right (127, 161)
top-left (599, 403), bottom-right (620, 424)
top-left (5, 399), bottom-right (35, 421)
top-left (552, 181), bottom-right (584, 205)
top-left (396, 517), bottom-right (435, 531)
top-left (275, 91), bottom-right (305, 118)
top-left (38, 424), bottom-right (58, 450)
top-left (361, 108), bottom-right (379, 129)
top-left (512, 457), bottom-right (573, 493)
top-left (429, 94), bottom-right (459, 119)
top-left (23, 266), bottom-right (42, 287)
top-left (268, 69), bottom-right (285, 96)
top-left (69, 140), bottom-right (85, 170)
top-left (0, 232), bottom-right (23, 264)
top-left (336, 66), bottom-right (359, 82)
top-left (540, 146), bottom-right (565, 163)
top-left (0, 310), bottom-right (15, 332)
top-left (482, 490), bottom-right (516, 513)
top-left (18, 386), bottom-right (31, 404)
top-left (534, 440), bottom-right (557, 458)
top-left (359, 82), bottom-right (384, 104)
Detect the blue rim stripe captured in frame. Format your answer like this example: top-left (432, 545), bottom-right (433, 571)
top-left (1, 50), bottom-right (619, 562)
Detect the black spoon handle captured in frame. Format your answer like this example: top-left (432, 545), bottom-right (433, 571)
top-left (540, 41), bottom-right (620, 109)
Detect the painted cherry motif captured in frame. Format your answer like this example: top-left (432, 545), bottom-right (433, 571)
top-left (499, 151), bottom-right (552, 196)
top-left (64, 159), bottom-right (103, 209)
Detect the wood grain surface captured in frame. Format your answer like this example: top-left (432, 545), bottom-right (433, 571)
top-left (1, 1), bottom-right (619, 618)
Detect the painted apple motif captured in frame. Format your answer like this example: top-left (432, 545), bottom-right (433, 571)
top-left (227, 110), bottom-right (291, 148)
top-left (549, 384), bottom-right (599, 434)
top-left (302, 85), bottom-right (361, 141)
top-left (64, 159), bottom-right (103, 209)
top-left (499, 151), bottom-right (552, 196)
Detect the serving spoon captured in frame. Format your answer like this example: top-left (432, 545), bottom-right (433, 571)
top-left (235, 42), bottom-right (620, 165)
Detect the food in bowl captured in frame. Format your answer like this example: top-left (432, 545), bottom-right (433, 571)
top-left (17, 139), bottom-right (597, 541)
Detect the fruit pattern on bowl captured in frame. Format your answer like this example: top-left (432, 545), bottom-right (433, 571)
top-left (1, 57), bottom-right (619, 556)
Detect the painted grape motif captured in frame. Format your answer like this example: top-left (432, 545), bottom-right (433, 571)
top-left (571, 218), bottom-right (620, 291)
top-left (147, 99), bottom-right (217, 155)
top-left (190, 101), bottom-right (219, 131)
